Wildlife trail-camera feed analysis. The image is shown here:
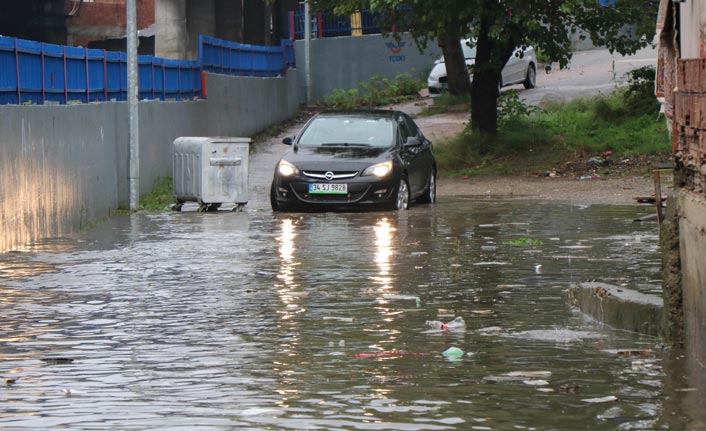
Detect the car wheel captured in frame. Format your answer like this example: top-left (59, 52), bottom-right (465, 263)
top-left (393, 177), bottom-right (410, 210)
top-left (417, 167), bottom-right (436, 204)
top-left (523, 64), bottom-right (536, 89)
top-left (270, 182), bottom-right (280, 212)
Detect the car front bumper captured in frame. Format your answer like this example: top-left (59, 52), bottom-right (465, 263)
top-left (273, 176), bottom-right (398, 211)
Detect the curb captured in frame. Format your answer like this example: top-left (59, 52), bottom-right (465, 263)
top-left (567, 282), bottom-right (663, 337)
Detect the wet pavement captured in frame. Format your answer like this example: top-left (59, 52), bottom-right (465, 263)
top-left (3, 187), bottom-right (705, 430)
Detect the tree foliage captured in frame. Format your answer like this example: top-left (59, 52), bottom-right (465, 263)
top-left (306, 0), bottom-right (658, 135)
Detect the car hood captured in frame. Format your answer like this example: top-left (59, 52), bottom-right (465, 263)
top-left (284, 145), bottom-right (392, 170)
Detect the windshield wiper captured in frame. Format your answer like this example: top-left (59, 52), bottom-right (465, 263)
top-left (320, 142), bottom-right (372, 147)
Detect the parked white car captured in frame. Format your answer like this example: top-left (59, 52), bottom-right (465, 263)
top-left (427, 39), bottom-right (537, 94)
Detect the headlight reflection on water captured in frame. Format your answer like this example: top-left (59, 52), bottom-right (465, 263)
top-left (371, 218), bottom-right (395, 290)
top-left (276, 218), bottom-right (304, 320)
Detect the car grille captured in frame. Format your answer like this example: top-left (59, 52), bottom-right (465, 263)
top-left (438, 76), bottom-right (448, 84)
top-left (302, 170), bottom-right (358, 180)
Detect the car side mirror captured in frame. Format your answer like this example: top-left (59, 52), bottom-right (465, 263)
top-left (282, 136), bottom-right (293, 145)
top-left (404, 136), bottom-right (422, 147)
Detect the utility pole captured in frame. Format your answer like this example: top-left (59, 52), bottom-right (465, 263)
top-left (127, 0), bottom-right (140, 210)
top-left (304, 1), bottom-right (312, 105)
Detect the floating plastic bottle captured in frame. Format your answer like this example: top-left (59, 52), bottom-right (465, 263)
top-left (426, 316), bottom-right (466, 330)
top-left (442, 346), bottom-right (464, 358)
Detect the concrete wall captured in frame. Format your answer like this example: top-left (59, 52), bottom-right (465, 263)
top-left (0, 71), bottom-right (299, 253)
top-left (675, 192), bottom-right (706, 355)
top-left (295, 33), bottom-right (442, 103)
top-left (661, 190), bottom-right (706, 422)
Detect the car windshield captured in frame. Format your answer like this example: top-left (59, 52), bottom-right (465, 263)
top-left (297, 116), bottom-right (394, 149)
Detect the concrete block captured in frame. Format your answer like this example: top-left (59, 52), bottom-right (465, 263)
top-left (567, 282), bottom-right (663, 337)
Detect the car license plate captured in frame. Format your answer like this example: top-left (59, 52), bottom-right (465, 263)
top-left (309, 183), bottom-right (347, 194)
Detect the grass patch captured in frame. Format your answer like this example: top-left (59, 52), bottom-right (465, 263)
top-left (140, 177), bottom-right (173, 212)
top-left (419, 92), bottom-right (471, 116)
top-left (435, 69), bottom-right (670, 178)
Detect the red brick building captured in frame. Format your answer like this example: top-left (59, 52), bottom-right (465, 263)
top-left (66, 0), bottom-right (155, 50)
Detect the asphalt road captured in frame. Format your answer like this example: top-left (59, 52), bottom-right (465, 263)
top-left (518, 46), bottom-right (658, 106)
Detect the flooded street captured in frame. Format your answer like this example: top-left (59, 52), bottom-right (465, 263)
top-left (4, 189), bottom-right (700, 430)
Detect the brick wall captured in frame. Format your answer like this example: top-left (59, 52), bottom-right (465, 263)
top-left (66, 0), bottom-right (155, 47)
top-left (673, 58), bottom-right (706, 196)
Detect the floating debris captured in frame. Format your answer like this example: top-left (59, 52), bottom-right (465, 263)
top-left (505, 371), bottom-right (552, 379)
top-left (484, 371), bottom-right (552, 383)
top-left (504, 238), bottom-right (543, 247)
top-left (322, 316), bottom-right (355, 323)
top-left (581, 395), bottom-right (618, 404)
top-left (426, 316), bottom-right (466, 330)
top-left (470, 310), bottom-right (494, 315)
top-left (523, 379), bottom-right (550, 386)
top-left (5, 378), bottom-right (17, 386)
top-left (353, 352), bottom-right (430, 358)
top-left (442, 347), bottom-right (464, 359)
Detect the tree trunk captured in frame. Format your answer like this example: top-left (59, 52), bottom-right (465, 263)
top-left (469, 3), bottom-right (514, 140)
top-left (439, 33), bottom-right (471, 96)
top-left (470, 31), bottom-right (500, 139)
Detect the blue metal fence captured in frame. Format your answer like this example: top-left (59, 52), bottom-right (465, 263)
top-left (199, 35), bottom-right (295, 77)
top-left (0, 34), bottom-right (295, 105)
top-left (288, 8), bottom-right (384, 40)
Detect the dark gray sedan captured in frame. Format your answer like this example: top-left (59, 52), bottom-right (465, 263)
top-left (270, 110), bottom-right (436, 212)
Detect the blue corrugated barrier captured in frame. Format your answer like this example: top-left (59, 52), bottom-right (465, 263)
top-left (198, 35), bottom-right (295, 77)
top-left (0, 34), bottom-right (294, 105)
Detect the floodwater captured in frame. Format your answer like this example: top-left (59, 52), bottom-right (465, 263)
top-left (1, 198), bottom-right (704, 430)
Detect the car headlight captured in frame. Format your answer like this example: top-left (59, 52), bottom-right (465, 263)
top-left (362, 161), bottom-right (393, 178)
top-left (278, 159), bottom-right (299, 177)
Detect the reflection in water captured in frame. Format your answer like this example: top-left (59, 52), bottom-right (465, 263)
top-left (371, 218), bottom-right (395, 290)
top-left (275, 218), bottom-right (302, 319)
top-left (0, 152), bottom-right (81, 253)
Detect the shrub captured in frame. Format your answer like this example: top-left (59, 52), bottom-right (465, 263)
top-left (321, 73), bottom-right (424, 109)
top-left (497, 90), bottom-right (540, 129)
top-left (624, 66), bottom-right (659, 116)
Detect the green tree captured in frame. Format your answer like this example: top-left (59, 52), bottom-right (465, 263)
top-left (306, 0), bottom-right (657, 138)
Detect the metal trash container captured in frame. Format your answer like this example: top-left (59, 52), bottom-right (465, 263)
top-left (172, 136), bottom-right (250, 212)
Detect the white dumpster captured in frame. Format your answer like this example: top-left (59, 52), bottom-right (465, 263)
top-left (172, 137), bottom-right (250, 212)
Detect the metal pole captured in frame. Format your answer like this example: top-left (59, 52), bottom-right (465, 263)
top-left (304, 1), bottom-right (312, 105)
top-left (127, 0), bottom-right (140, 210)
